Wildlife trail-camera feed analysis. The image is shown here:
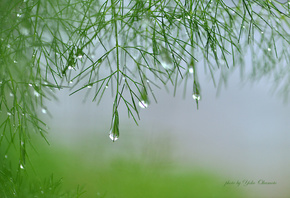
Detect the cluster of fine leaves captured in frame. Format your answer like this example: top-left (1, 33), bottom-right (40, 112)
top-left (0, 0), bottom-right (290, 195)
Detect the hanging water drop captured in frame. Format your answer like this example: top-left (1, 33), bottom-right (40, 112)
top-left (41, 108), bottom-right (47, 114)
top-left (105, 85), bottom-right (108, 89)
top-left (192, 94), bottom-right (201, 101)
top-left (34, 90), bottom-right (40, 97)
top-left (14, 60), bottom-right (17, 63)
top-left (9, 92), bottom-right (14, 97)
top-left (87, 85), bottom-right (92, 88)
top-left (138, 100), bottom-right (148, 109)
top-left (69, 80), bottom-right (73, 84)
top-left (267, 48), bottom-right (271, 52)
top-left (188, 68), bottom-right (194, 74)
top-left (109, 131), bottom-right (119, 141)
top-left (7, 112), bottom-right (11, 116)
top-left (16, 13), bottom-right (22, 18)
top-left (76, 48), bottom-right (84, 59)
top-left (160, 49), bottom-right (174, 70)
top-left (68, 66), bottom-right (73, 70)
top-left (4, 155), bottom-right (7, 159)
top-left (20, 164), bottom-right (24, 169)
top-left (109, 111), bottom-right (119, 142)
top-left (28, 83), bottom-right (32, 87)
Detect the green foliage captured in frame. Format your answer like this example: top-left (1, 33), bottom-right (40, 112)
top-left (1, 0), bottom-right (290, 143)
top-left (0, 0), bottom-right (290, 196)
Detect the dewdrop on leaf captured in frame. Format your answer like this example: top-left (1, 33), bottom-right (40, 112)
top-left (109, 111), bottom-right (119, 142)
top-left (160, 49), bottom-right (174, 70)
top-left (138, 88), bottom-right (150, 109)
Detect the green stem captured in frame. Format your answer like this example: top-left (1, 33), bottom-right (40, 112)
top-left (111, 0), bottom-right (120, 104)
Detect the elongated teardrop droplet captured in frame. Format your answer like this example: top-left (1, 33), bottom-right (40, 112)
top-left (160, 49), bottom-right (174, 70)
top-left (109, 111), bottom-right (119, 142)
top-left (139, 88), bottom-right (150, 109)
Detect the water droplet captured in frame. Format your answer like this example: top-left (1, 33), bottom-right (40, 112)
top-left (160, 50), bottom-right (174, 70)
top-left (161, 60), bottom-right (173, 70)
top-left (17, 13), bottom-right (22, 18)
top-left (109, 130), bottom-right (119, 141)
top-left (187, 15), bottom-right (191, 19)
top-left (24, 0), bottom-right (27, 2)
top-left (138, 100), bottom-right (148, 108)
top-left (41, 108), bottom-right (47, 114)
top-left (267, 48), bottom-right (271, 52)
top-left (87, 85), bottom-right (92, 88)
top-left (75, 48), bottom-right (84, 59)
top-left (28, 83), bottom-right (32, 87)
top-left (0, 81), bottom-right (2, 84)
top-left (21, 141), bottom-right (24, 146)
top-left (261, 31), bottom-right (264, 34)
top-left (13, 60), bottom-right (17, 63)
top-left (41, 191), bottom-right (44, 194)
top-left (242, 25), bottom-right (245, 29)
top-left (9, 92), bottom-right (14, 97)
top-left (20, 164), bottom-right (24, 169)
top-left (34, 90), bottom-right (40, 97)
top-left (192, 94), bottom-right (201, 101)
top-left (109, 111), bottom-right (119, 142)
top-left (4, 155), bottom-right (7, 159)
top-left (69, 80), bottom-right (73, 84)
top-left (105, 85), bottom-right (108, 89)
top-left (7, 112), bottom-right (11, 116)
top-left (7, 44), bottom-right (10, 48)
top-left (188, 68), bottom-right (194, 74)
top-left (68, 66), bottom-right (73, 70)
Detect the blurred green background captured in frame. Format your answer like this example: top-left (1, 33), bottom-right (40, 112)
top-left (20, 130), bottom-right (245, 198)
